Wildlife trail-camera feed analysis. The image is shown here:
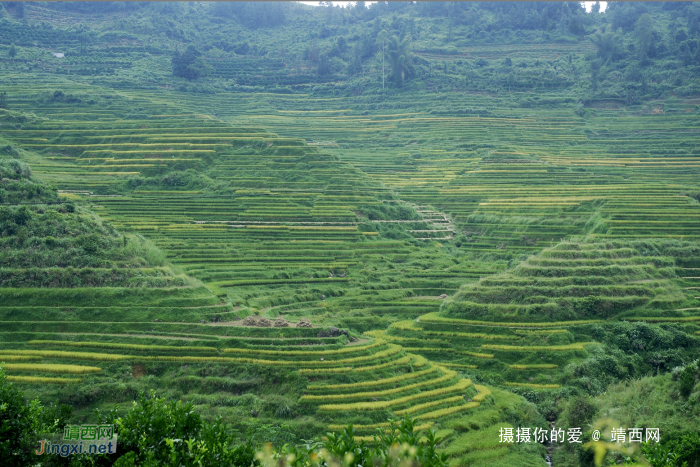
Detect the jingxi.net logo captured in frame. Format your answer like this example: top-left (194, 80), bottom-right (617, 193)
top-left (35, 424), bottom-right (118, 457)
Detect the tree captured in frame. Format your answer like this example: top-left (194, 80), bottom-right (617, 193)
top-left (569, 15), bottom-right (584, 37)
top-left (590, 59), bottom-right (601, 92)
top-left (0, 366), bottom-right (35, 466)
top-left (172, 45), bottom-right (212, 80)
top-left (690, 15), bottom-right (700, 36)
top-left (358, 33), bottom-right (375, 59)
top-left (260, 416), bottom-right (448, 467)
top-left (679, 362), bottom-right (698, 398)
top-left (347, 45), bottom-right (363, 75)
top-left (335, 36), bottom-right (348, 55)
top-left (234, 42), bottom-right (250, 56)
top-left (652, 431), bottom-right (700, 467)
top-left (78, 31), bottom-right (92, 54)
top-left (218, 2), bottom-right (285, 29)
top-left (591, 1), bottom-right (601, 14)
top-left (8, 43), bottom-right (17, 60)
top-left (317, 51), bottom-right (330, 76)
top-left (306, 39), bottom-right (319, 63)
top-left (385, 34), bottom-right (414, 87)
top-left (505, 72), bottom-right (515, 91)
top-left (0, 367), bottom-right (72, 467)
top-left (591, 31), bottom-right (624, 63)
top-left (377, 29), bottom-right (389, 90)
top-left (112, 391), bottom-right (258, 467)
top-left (635, 13), bottom-right (654, 59)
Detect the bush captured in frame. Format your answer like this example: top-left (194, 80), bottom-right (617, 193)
top-left (679, 361), bottom-right (698, 398)
top-left (0, 367), bottom-right (72, 466)
top-left (260, 416), bottom-right (448, 467)
top-left (0, 159), bottom-right (31, 179)
top-left (78, 233), bottom-right (102, 254)
top-left (112, 391), bottom-right (258, 467)
top-left (172, 46), bottom-right (213, 80)
top-left (641, 434), bottom-right (700, 467)
top-left (560, 396), bottom-right (597, 428)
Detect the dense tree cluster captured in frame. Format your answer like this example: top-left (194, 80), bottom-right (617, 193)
top-left (211, 2), bottom-right (286, 29)
top-left (1, 1), bottom-right (698, 94)
top-left (171, 45), bottom-right (212, 80)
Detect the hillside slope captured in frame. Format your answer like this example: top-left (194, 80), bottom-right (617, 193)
top-left (0, 2), bottom-right (699, 465)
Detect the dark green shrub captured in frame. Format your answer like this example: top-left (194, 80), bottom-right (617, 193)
top-left (78, 233), bottom-right (102, 254)
top-left (0, 367), bottom-right (72, 466)
top-left (562, 396), bottom-right (597, 428)
top-left (112, 391), bottom-right (259, 467)
top-left (679, 364), bottom-right (697, 398)
top-left (275, 404), bottom-right (292, 419)
top-left (13, 205), bottom-right (32, 225)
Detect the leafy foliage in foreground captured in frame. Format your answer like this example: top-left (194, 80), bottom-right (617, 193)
top-left (254, 417), bottom-right (448, 467)
top-left (554, 359), bottom-right (700, 467)
top-left (0, 367), bottom-right (72, 467)
top-left (110, 391), bottom-right (257, 467)
top-left (0, 369), bottom-right (448, 467)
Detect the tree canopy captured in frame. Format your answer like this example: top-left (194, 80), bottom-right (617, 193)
top-left (172, 45), bottom-right (212, 80)
top-left (386, 34), bottom-right (414, 86)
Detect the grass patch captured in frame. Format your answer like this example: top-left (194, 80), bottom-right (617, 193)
top-left (1, 363), bottom-right (101, 374)
top-left (6, 375), bottom-right (82, 384)
top-left (504, 382), bottom-right (561, 389)
top-left (481, 343), bottom-right (594, 351)
top-left (28, 340), bottom-right (218, 353)
top-left (508, 364), bottom-right (558, 370)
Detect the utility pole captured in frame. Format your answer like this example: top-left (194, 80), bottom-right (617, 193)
top-left (382, 39), bottom-right (385, 91)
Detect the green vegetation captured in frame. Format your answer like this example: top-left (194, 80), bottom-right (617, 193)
top-left (1, 363), bottom-right (101, 374)
top-left (554, 359), bottom-right (700, 467)
top-left (445, 241), bottom-right (694, 323)
top-left (0, 366), bottom-right (453, 467)
top-left (1, 1), bottom-right (699, 466)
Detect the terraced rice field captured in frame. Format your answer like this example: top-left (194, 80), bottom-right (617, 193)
top-left (382, 240), bottom-right (699, 391)
top-left (141, 89), bottom-right (700, 252)
top-left (1, 82), bottom-right (508, 331)
top-left (1, 73), bottom-right (699, 466)
top-left (0, 329), bottom-right (513, 446)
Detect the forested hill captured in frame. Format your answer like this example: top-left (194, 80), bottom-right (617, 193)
top-left (0, 1), bottom-right (699, 100)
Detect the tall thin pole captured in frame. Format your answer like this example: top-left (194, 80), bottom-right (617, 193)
top-left (382, 40), bottom-right (385, 91)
